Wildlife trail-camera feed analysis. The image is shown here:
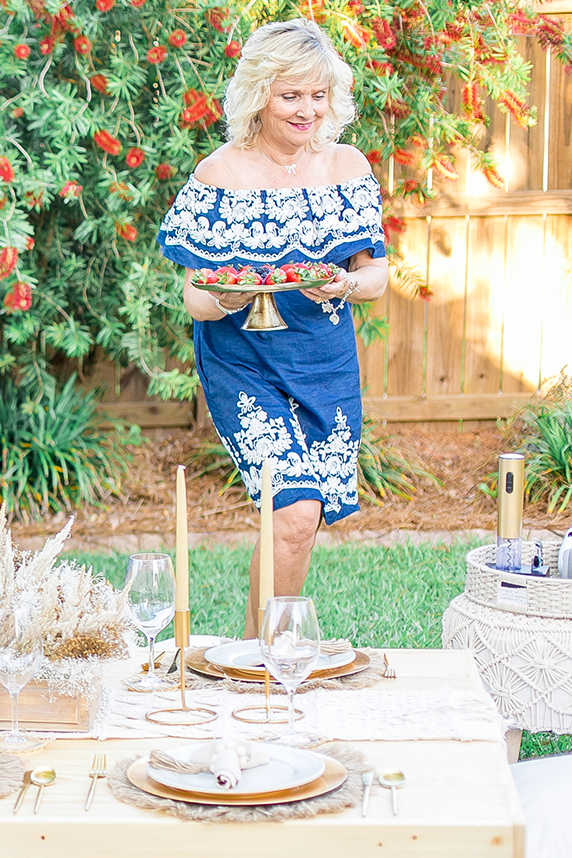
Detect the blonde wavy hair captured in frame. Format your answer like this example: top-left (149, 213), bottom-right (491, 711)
top-left (224, 18), bottom-right (355, 149)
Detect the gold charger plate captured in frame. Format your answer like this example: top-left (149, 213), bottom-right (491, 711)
top-left (186, 648), bottom-right (370, 683)
top-left (127, 755), bottom-right (347, 806)
top-left (193, 276), bottom-right (335, 294)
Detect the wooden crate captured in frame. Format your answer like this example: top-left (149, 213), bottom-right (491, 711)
top-left (0, 680), bottom-right (102, 732)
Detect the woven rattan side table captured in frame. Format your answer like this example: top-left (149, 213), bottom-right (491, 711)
top-left (443, 541), bottom-right (572, 756)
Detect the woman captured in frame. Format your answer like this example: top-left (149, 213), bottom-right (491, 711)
top-left (158, 18), bottom-right (388, 637)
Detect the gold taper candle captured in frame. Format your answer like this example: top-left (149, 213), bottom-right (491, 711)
top-left (175, 465), bottom-right (189, 613)
top-left (259, 459), bottom-right (274, 615)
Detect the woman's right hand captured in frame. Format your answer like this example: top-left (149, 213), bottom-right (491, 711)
top-left (210, 290), bottom-right (258, 314)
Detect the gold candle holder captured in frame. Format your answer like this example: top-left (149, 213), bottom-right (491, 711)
top-left (146, 610), bottom-right (217, 726)
top-left (231, 608), bottom-right (298, 725)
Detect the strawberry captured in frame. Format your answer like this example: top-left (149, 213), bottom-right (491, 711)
top-left (264, 268), bottom-right (287, 285)
top-left (280, 264), bottom-right (302, 283)
top-left (216, 265), bottom-right (238, 285)
top-left (193, 268), bottom-right (219, 285)
top-left (236, 267), bottom-right (262, 286)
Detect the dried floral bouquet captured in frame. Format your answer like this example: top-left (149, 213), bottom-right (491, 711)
top-left (0, 504), bottom-right (131, 700)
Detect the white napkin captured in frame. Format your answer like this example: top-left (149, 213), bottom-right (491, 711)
top-left (192, 739), bottom-right (270, 790)
top-left (320, 638), bottom-right (353, 655)
top-left (150, 739), bottom-right (271, 791)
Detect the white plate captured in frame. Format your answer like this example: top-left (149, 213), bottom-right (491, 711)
top-left (204, 639), bottom-right (356, 673)
top-left (147, 743), bottom-right (326, 795)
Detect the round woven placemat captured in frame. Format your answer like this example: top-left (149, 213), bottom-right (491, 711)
top-left (0, 751), bottom-right (25, 798)
top-left (107, 742), bottom-right (366, 823)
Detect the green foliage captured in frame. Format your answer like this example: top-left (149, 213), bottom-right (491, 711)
top-left (66, 538), bottom-right (475, 646)
top-left (0, 373), bottom-right (139, 520)
top-left (0, 0), bottom-right (570, 404)
top-left (357, 414), bottom-right (441, 504)
top-left (480, 375), bottom-right (572, 513)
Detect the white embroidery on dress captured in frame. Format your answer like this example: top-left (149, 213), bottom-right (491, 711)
top-left (220, 392), bottom-right (359, 516)
top-left (159, 174), bottom-right (385, 265)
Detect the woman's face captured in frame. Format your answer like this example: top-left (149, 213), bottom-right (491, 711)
top-left (258, 79), bottom-right (330, 149)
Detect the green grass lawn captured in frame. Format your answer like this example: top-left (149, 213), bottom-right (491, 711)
top-left (64, 538), bottom-right (572, 761)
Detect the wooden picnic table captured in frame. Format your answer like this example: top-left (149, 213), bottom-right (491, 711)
top-left (0, 649), bottom-right (525, 858)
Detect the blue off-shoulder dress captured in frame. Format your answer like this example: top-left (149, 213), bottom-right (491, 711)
top-left (157, 172), bottom-right (386, 524)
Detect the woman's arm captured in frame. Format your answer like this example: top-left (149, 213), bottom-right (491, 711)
top-left (300, 248), bottom-right (388, 306)
top-left (183, 268), bottom-right (257, 321)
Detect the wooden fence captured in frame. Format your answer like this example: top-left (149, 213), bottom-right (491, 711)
top-left (97, 9), bottom-right (572, 429)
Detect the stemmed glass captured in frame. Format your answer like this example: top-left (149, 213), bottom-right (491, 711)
top-left (0, 602), bottom-right (44, 749)
top-left (124, 553), bottom-right (176, 692)
top-left (260, 596), bottom-right (321, 746)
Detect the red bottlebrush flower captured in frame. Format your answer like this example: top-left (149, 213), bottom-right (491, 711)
top-left (372, 17), bottom-right (396, 51)
top-left (39, 36), bottom-right (55, 55)
top-left (368, 59), bottom-right (394, 76)
top-left (498, 90), bottom-right (532, 128)
top-left (91, 74), bottom-right (109, 94)
top-left (418, 284), bottom-right (432, 301)
top-left (0, 246), bottom-right (19, 280)
top-left (203, 98), bottom-right (222, 127)
top-left (96, 0), bottom-right (115, 9)
top-left (168, 29), bottom-right (187, 48)
top-left (383, 216), bottom-right (407, 242)
top-left (432, 156), bottom-right (459, 182)
top-left (53, 4), bottom-right (75, 33)
top-left (366, 150), bottom-right (382, 166)
top-left (130, 0), bottom-right (145, 5)
top-left (14, 44), bottom-right (30, 59)
top-left (155, 163), bottom-right (175, 181)
top-left (205, 7), bottom-right (230, 33)
top-left (343, 21), bottom-right (370, 49)
top-left (3, 281), bottom-right (32, 313)
top-left (94, 130), bottom-right (122, 156)
top-left (25, 237), bottom-right (35, 251)
top-left (11, 107), bottom-right (24, 118)
top-left (24, 190), bottom-right (44, 209)
top-left (348, 0), bottom-right (364, 14)
top-left (402, 179), bottom-right (420, 194)
top-left (126, 147), bottom-right (145, 168)
top-left (115, 222), bottom-right (138, 242)
top-left (444, 21), bottom-right (464, 41)
top-left (224, 40), bottom-right (241, 58)
top-left (462, 82), bottom-right (484, 122)
top-left (74, 35), bottom-right (91, 54)
top-left (483, 165), bottom-right (505, 190)
top-left (386, 96), bottom-right (410, 119)
top-left (147, 45), bottom-right (167, 64)
top-left (299, 0), bottom-right (327, 23)
top-left (59, 180), bottom-right (83, 199)
top-left (0, 158), bottom-right (15, 183)
top-left (409, 134), bottom-right (427, 148)
top-left (537, 15), bottom-right (564, 50)
top-left (393, 148), bottom-right (415, 167)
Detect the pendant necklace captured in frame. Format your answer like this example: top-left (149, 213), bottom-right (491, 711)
top-left (257, 144), bottom-right (304, 176)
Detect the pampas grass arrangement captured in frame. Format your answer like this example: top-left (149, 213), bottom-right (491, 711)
top-left (0, 504), bottom-right (130, 697)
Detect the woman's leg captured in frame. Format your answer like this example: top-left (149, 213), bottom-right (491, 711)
top-left (244, 499), bottom-right (322, 639)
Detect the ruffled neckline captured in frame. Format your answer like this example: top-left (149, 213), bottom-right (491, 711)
top-left (190, 172), bottom-right (377, 195)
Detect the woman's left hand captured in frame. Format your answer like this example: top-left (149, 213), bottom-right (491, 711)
top-left (300, 271), bottom-right (359, 304)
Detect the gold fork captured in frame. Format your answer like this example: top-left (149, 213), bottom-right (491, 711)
top-left (384, 653), bottom-right (397, 679)
top-left (85, 753), bottom-right (106, 811)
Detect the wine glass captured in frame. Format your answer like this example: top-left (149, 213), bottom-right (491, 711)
top-left (260, 596), bottom-right (321, 745)
top-left (124, 553), bottom-right (176, 692)
top-left (0, 602), bottom-right (43, 749)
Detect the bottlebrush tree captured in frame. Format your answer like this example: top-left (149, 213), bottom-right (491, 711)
top-left (0, 0), bottom-right (570, 401)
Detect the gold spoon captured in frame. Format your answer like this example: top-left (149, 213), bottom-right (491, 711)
top-left (31, 766), bottom-right (56, 814)
top-left (379, 769), bottom-right (405, 816)
top-left (13, 770), bottom-right (33, 814)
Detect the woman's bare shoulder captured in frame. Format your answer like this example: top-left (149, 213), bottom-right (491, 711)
top-left (194, 144), bottom-right (246, 189)
top-left (331, 143), bottom-right (373, 183)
